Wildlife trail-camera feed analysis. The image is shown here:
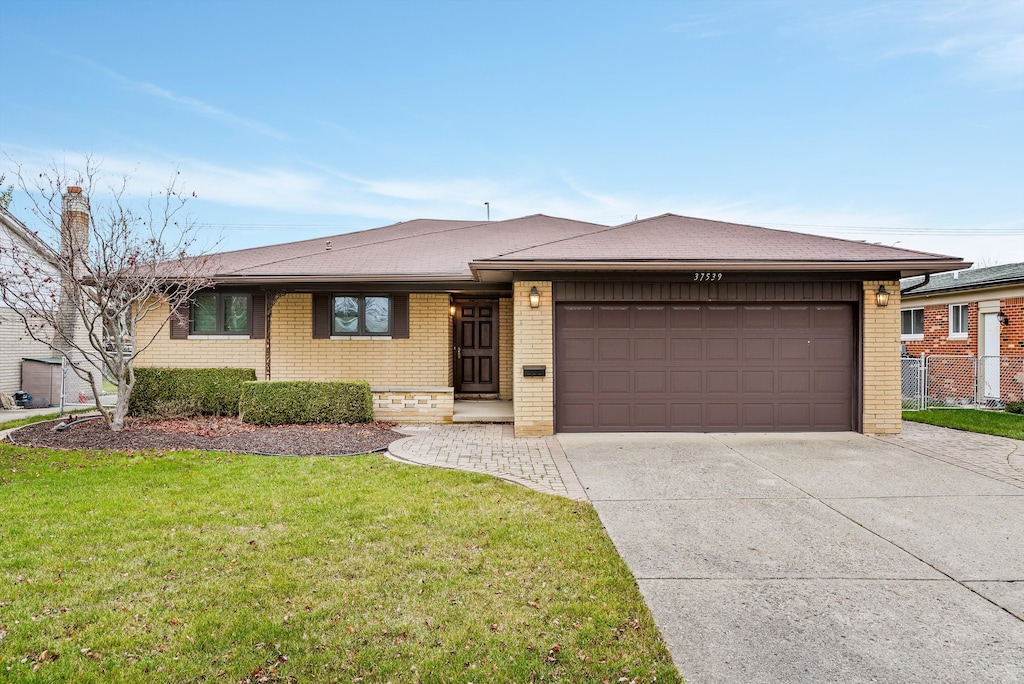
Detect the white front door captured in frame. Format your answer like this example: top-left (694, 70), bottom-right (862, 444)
top-left (983, 313), bottom-right (1000, 398)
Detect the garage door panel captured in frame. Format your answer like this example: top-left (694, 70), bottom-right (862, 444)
top-left (743, 370), bottom-right (774, 393)
top-left (741, 306), bottom-right (775, 328)
top-left (635, 338), bottom-right (667, 361)
top-left (778, 370), bottom-right (811, 394)
top-left (743, 337), bottom-right (774, 360)
top-left (743, 403), bottom-right (774, 428)
top-left (635, 403), bottom-right (668, 427)
top-left (671, 338), bottom-right (702, 360)
top-left (561, 305), bottom-right (595, 328)
top-left (707, 338), bottom-right (739, 360)
top-left (598, 403), bottom-right (631, 428)
top-left (598, 306), bottom-right (630, 328)
top-left (556, 302), bottom-right (854, 432)
top-left (563, 338), bottom-right (595, 362)
top-left (779, 338), bottom-right (811, 361)
top-left (599, 338), bottom-right (630, 361)
top-left (707, 306), bottom-right (739, 328)
top-left (671, 371), bottom-right (702, 393)
top-left (598, 371), bottom-right (631, 393)
top-left (670, 306), bottom-right (702, 328)
top-left (635, 371), bottom-right (667, 393)
top-left (560, 371), bottom-right (594, 393)
top-left (635, 306), bottom-right (668, 328)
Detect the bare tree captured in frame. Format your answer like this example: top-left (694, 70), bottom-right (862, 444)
top-left (0, 158), bottom-right (215, 431)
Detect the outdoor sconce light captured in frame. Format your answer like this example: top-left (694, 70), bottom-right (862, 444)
top-left (998, 311), bottom-right (1010, 326)
top-left (875, 285), bottom-right (890, 307)
top-left (449, 304), bottom-right (457, 317)
top-left (529, 286), bottom-right (541, 309)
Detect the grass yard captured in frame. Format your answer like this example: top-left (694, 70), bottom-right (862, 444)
top-left (903, 408), bottom-right (1024, 440)
top-left (0, 442), bottom-right (681, 683)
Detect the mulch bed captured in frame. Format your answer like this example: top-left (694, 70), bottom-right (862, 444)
top-left (5, 415), bottom-right (404, 456)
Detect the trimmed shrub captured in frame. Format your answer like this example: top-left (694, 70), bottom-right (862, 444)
top-left (239, 380), bottom-right (374, 425)
top-left (1005, 401), bottom-right (1024, 415)
top-left (130, 367), bottom-right (257, 417)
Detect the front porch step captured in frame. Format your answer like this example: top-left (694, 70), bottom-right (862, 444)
top-left (452, 399), bottom-right (513, 423)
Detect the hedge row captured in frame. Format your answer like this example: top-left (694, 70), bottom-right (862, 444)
top-left (239, 380), bottom-right (373, 425)
top-left (130, 367), bottom-right (257, 417)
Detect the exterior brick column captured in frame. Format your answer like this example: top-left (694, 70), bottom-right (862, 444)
top-left (862, 279), bottom-right (902, 434)
top-left (513, 280), bottom-right (554, 436)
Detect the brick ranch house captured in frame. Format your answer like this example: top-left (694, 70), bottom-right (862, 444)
top-left (137, 214), bottom-right (966, 436)
top-left (900, 262), bottom-right (1024, 403)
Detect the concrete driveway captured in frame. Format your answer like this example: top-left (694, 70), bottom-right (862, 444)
top-left (558, 432), bottom-right (1024, 684)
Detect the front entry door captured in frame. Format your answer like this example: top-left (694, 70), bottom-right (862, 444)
top-left (455, 299), bottom-right (499, 394)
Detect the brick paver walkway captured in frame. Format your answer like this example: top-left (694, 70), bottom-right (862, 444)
top-left (873, 420), bottom-right (1024, 488)
top-left (387, 424), bottom-right (587, 500)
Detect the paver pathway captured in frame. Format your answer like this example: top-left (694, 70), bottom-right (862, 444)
top-left (387, 424), bottom-right (587, 500)
top-left (873, 420), bottom-right (1024, 487)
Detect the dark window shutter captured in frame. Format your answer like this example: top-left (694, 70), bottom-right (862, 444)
top-left (169, 300), bottom-right (189, 339)
top-left (392, 294), bottom-right (410, 339)
top-left (250, 293), bottom-right (266, 339)
top-left (312, 293), bottom-right (331, 339)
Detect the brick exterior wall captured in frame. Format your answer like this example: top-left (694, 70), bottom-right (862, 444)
top-left (499, 297), bottom-right (513, 400)
top-left (862, 279), bottom-right (902, 434)
top-left (902, 302), bottom-right (978, 357)
top-left (373, 389), bottom-right (454, 423)
top-left (136, 292), bottom-right (454, 421)
top-left (1000, 297), bottom-right (1024, 355)
top-left (512, 281), bottom-right (554, 436)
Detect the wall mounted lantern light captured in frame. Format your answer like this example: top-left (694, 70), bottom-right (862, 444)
top-left (449, 303), bottom-right (456, 317)
top-left (875, 285), bottom-right (890, 307)
top-left (998, 311), bottom-right (1010, 326)
top-left (529, 286), bottom-right (541, 309)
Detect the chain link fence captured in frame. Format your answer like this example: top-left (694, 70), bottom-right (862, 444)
top-left (901, 355), bottom-right (1024, 410)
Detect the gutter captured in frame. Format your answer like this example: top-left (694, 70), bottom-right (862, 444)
top-left (899, 274), bottom-right (930, 296)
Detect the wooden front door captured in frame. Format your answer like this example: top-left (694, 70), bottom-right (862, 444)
top-left (455, 299), bottom-right (499, 394)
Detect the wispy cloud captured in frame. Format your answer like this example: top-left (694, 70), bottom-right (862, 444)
top-left (663, 13), bottom-right (733, 40)
top-left (75, 57), bottom-right (289, 140)
top-left (786, 0), bottom-right (1024, 89)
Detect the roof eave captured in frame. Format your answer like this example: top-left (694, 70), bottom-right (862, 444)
top-left (901, 278), bottom-right (1024, 299)
top-left (469, 258), bottom-right (971, 280)
top-left (175, 273), bottom-right (478, 286)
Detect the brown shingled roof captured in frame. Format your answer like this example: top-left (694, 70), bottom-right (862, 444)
top-left (181, 212), bottom-right (967, 284)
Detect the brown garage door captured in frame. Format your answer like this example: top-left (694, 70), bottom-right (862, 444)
top-left (555, 303), bottom-right (854, 432)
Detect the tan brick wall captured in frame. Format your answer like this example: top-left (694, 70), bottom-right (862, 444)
top-left (137, 291), bottom-right (452, 389)
top-left (863, 280), bottom-right (902, 434)
top-left (270, 293), bottom-right (451, 385)
top-left (499, 297), bottom-right (513, 400)
top-left (373, 389), bottom-right (453, 422)
top-left (513, 281), bottom-right (553, 436)
top-left (135, 299), bottom-right (264, 371)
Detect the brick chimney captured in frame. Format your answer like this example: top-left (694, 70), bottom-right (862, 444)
top-left (56, 186), bottom-right (90, 353)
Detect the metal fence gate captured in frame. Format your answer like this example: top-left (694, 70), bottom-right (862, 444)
top-left (901, 355), bottom-right (1024, 410)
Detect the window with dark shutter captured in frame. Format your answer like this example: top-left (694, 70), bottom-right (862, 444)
top-left (251, 293), bottom-right (266, 340)
top-left (312, 293), bottom-right (332, 339)
top-left (392, 294), bottom-right (410, 339)
top-left (169, 300), bottom-right (189, 339)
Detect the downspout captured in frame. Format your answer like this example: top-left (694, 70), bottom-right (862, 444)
top-left (900, 274), bottom-right (930, 296)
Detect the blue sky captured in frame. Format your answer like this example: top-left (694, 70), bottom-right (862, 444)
top-left (1, 0), bottom-right (1022, 264)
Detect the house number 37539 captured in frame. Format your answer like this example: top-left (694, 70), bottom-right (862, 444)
top-left (693, 272), bottom-right (723, 281)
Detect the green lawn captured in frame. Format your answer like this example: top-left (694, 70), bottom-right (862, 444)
top-left (903, 408), bottom-right (1024, 440)
top-left (0, 443), bottom-right (681, 683)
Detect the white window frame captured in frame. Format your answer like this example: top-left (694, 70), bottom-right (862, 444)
top-left (949, 303), bottom-right (969, 340)
top-left (901, 308), bottom-right (924, 341)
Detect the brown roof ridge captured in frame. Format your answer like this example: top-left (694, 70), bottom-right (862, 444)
top-left (210, 218), bottom-right (479, 259)
top-left (217, 218), bottom-right (499, 275)
top-left (227, 213), bottom-right (613, 274)
top-left (607, 212), bottom-right (958, 260)
top-left (486, 216), bottom-right (623, 258)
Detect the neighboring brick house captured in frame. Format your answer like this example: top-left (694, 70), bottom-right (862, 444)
top-left (901, 263), bottom-right (1024, 403)
top-left (138, 214), bottom-right (967, 435)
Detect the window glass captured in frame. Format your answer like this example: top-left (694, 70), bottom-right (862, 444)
top-left (951, 304), bottom-right (969, 335)
top-left (193, 294), bottom-right (217, 333)
top-left (223, 294), bottom-right (249, 333)
top-left (901, 308), bottom-right (923, 336)
top-left (364, 296), bottom-right (390, 334)
top-left (333, 296), bottom-right (359, 333)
